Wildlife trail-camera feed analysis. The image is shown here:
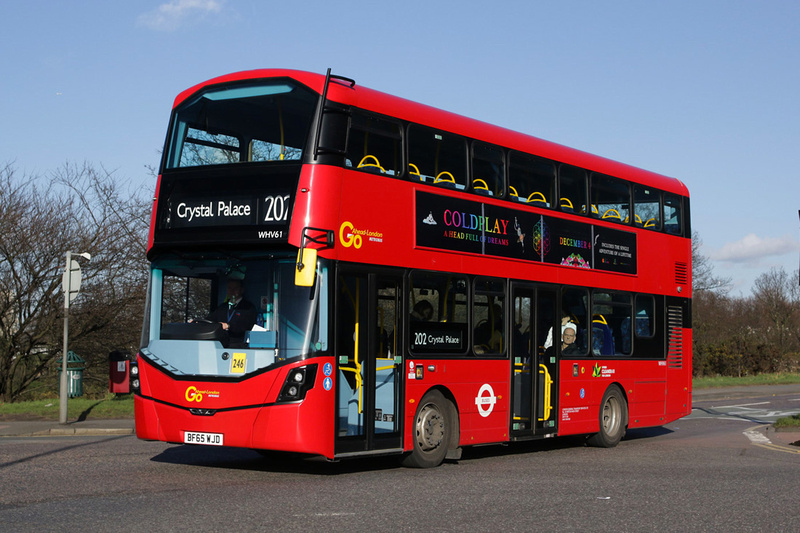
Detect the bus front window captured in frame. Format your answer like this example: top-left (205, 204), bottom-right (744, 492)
top-left (142, 254), bottom-right (329, 376)
top-left (164, 80), bottom-right (317, 169)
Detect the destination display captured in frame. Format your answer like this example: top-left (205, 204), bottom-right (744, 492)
top-left (166, 193), bottom-right (292, 229)
top-left (415, 191), bottom-right (637, 275)
top-left (409, 322), bottom-right (466, 354)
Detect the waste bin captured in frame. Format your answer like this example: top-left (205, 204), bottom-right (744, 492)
top-left (57, 351), bottom-right (86, 398)
top-left (109, 350), bottom-right (131, 394)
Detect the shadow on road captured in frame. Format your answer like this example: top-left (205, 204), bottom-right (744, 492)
top-left (148, 427), bottom-right (674, 475)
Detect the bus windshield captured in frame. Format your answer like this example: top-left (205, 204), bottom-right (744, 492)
top-left (141, 253), bottom-right (329, 376)
top-left (164, 79), bottom-right (317, 169)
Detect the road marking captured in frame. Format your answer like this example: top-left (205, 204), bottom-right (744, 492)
top-left (744, 424), bottom-right (800, 455)
top-left (743, 429), bottom-right (771, 444)
top-left (716, 402), bottom-right (769, 409)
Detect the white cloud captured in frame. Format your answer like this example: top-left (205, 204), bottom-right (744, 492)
top-left (138, 0), bottom-right (223, 31)
top-left (710, 233), bottom-right (800, 264)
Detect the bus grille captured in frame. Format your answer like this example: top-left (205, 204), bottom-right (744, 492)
top-left (667, 306), bottom-right (683, 368)
top-left (674, 262), bottom-right (689, 286)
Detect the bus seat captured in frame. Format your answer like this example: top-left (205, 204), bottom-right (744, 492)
top-left (434, 171), bottom-right (457, 189)
top-left (473, 179), bottom-right (492, 196)
top-left (592, 315), bottom-right (615, 356)
top-left (357, 155), bottom-right (384, 174)
top-left (602, 208), bottom-right (621, 221)
top-left (509, 186), bottom-right (522, 201)
top-left (408, 163), bottom-right (422, 181)
top-left (527, 191), bottom-right (547, 207)
top-left (620, 318), bottom-right (631, 354)
top-left (559, 197), bottom-right (574, 213)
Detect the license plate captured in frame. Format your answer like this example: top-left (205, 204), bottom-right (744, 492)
top-left (184, 431), bottom-right (224, 446)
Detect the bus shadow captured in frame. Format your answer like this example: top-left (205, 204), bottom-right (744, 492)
top-left (150, 427), bottom-right (674, 474)
top-left (455, 427), bottom-right (674, 462)
top-left (150, 445), bottom-right (405, 475)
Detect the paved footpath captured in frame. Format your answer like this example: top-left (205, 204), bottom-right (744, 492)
top-left (0, 418), bottom-right (134, 437)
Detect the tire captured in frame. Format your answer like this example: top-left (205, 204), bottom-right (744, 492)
top-left (402, 390), bottom-right (452, 468)
top-left (587, 385), bottom-right (627, 448)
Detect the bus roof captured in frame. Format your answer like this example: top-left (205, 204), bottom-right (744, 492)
top-left (173, 68), bottom-right (689, 197)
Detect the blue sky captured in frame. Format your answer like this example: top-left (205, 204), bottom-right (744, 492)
top-left (2, 0), bottom-right (798, 295)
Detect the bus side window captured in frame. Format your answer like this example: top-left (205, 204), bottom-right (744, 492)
top-left (663, 193), bottom-right (682, 235)
top-left (473, 278), bottom-right (505, 355)
top-left (561, 288), bottom-right (588, 356)
top-left (592, 291), bottom-right (632, 356)
top-left (408, 271), bottom-right (468, 355)
top-left (591, 173), bottom-right (631, 224)
top-left (408, 125), bottom-right (467, 190)
top-left (558, 165), bottom-right (587, 215)
top-left (634, 185), bottom-right (661, 230)
top-left (471, 142), bottom-right (505, 198)
top-left (345, 112), bottom-right (403, 176)
top-left (508, 152), bottom-right (555, 206)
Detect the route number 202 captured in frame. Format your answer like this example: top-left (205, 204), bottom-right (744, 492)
top-left (264, 195), bottom-right (291, 222)
top-left (414, 332), bottom-right (428, 346)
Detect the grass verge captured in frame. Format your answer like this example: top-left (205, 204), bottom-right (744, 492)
top-left (692, 372), bottom-right (800, 389)
top-left (774, 414), bottom-right (800, 430)
top-left (0, 395), bottom-right (134, 421)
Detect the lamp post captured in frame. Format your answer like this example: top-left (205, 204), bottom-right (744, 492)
top-left (60, 251), bottom-right (91, 425)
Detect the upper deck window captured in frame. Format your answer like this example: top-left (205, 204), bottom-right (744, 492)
top-left (408, 125), bottom-right (467, 190)
top-left (164, 80), bottom-right (317, 170)
top-left (634, 185), bottom-right (661, 230)
top-left (345, 112), bottom-right (403, 176)
top-left (471, 142), bottom-right (505, 198)
top-left (509, 152), bottom-right (555, 207)
top-left (591, 173), bottom-right (631, 223)
top-left (558, 165), bottom-right (588, 215)
top-left (663, 193), bottom-right (683, 235)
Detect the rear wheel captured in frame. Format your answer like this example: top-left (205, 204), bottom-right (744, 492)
top-left (402, 390), bottom-right (452, 468)
top-left (587, 385), bottom-right (627, 447)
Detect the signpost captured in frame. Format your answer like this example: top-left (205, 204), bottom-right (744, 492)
top-left (60, 251), bottom-right (91, 425)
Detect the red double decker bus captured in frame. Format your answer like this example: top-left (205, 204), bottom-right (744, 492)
top-left (133, 68), bottom-right (691, 467)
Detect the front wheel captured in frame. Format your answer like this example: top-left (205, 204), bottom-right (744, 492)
top-left (587, 385), bottom-right (627, 448)
top-left (402, 390), bottom-right (452, 468)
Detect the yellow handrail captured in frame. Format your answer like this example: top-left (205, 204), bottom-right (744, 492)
top-left (538, 364), bottom-right (553, 421)
top-left (434, 171), bottom-right (455, 184)
top-left (527, 191), bottom-right (546, 204)
top-left (473, 178), bottom-right (489, 190)
top-left (357, 155), bottom-right (384, 173)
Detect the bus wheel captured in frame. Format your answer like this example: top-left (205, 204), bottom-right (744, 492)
top-left (403, 390), bottom-right (451, 468)
top-left (587, 385), bottom-right (627, 448)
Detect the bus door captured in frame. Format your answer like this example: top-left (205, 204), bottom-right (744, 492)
top-left (335, 270), bottom-right (403, 456)
top-left (510, 284), bottom-right (558, 438)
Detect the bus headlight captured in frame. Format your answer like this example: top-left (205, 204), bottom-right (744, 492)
top-left (130, 360), bottom-right (141, 393)
top-left (277, 364), bottom-right (317, 403)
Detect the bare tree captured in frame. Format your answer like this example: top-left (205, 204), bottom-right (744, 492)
top-left (692, 231), bottom-right (731, 294)
top-left (750, 267), bottom-right (800, 372)
top-left (0, 163), bottom-right (150, 401)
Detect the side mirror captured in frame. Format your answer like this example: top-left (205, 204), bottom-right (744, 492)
top-left (295, 248), bottom-right (317, 287)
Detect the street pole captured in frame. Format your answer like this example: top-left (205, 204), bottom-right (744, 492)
top-left (59, 251), bottom-right (90, 425)
top-left (59, 251), bottom-right (72, 425)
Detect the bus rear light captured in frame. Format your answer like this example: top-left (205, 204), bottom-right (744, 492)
top-left (277, 364), bottom-right (317, 403)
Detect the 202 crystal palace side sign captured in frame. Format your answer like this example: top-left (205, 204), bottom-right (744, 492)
top-left (415, 191), bottom-right (637, 274)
